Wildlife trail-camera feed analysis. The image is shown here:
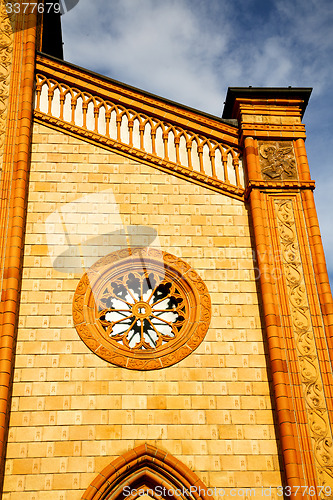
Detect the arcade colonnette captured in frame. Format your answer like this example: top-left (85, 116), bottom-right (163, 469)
top-left (1, 3), bottom-right (333, 499)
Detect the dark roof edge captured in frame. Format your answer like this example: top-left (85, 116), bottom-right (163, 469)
top-left (37, 52), bottom-right (238, 128)
top-left (222, 87), bottom-right (312, 119)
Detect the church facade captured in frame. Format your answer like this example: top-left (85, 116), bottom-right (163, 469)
top-left (1, 3), bottom-right (333, 499)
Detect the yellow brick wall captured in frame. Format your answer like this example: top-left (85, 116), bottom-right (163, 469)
top-left (3, 123), bottom-right (283, 499)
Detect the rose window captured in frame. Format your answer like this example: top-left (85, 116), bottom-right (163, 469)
top-left (98, 273), bottom-right (186, 350)
top-left (73, 248), bottom-right (211, 370)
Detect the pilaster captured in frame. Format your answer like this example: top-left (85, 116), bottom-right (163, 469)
top-left (0, 0), bottom-right (38, 490)
top-left (223, 88), bottom-right (333, 498)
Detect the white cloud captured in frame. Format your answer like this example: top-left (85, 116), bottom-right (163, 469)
top-left (62, 0), bottom-right (333, 105)
top-left (61, 0), bottom-right (333, 281)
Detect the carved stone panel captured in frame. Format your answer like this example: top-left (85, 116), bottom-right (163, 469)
top-left (259, 141), bottom-right (298, 180)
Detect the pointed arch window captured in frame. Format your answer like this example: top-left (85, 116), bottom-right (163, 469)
top-left (81, 444), bottom-right (209, 500)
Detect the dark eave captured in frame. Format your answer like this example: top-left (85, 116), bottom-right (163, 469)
top-left (222, 87), bottom-right (312, 119)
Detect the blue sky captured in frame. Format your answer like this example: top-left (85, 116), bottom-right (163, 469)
top-left (61, 0), bottom-right (333, 286)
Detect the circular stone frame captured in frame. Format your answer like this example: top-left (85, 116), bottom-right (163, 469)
top-left (72, 248), bottom-right (211, 370)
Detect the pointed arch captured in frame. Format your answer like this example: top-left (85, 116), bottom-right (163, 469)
top-left (82, 444), bottom-right (209, 500)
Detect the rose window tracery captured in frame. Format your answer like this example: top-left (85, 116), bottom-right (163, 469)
top-left (98, 272), bottom-right (186, 350)
top-left (73, 248), bottom-right (211, 370)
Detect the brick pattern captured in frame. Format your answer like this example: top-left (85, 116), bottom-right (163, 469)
top-left (2, 123), bottom-right (283, 499)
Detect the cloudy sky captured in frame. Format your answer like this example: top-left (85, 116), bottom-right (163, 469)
top-left (61, 0), bottom-right (333, 285)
